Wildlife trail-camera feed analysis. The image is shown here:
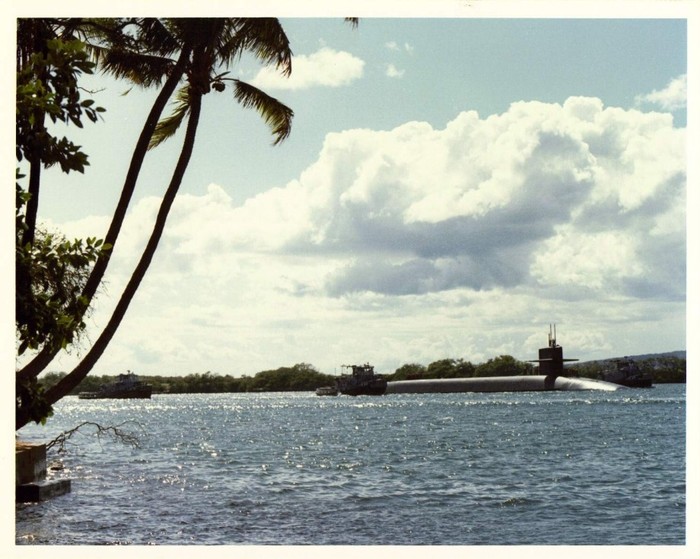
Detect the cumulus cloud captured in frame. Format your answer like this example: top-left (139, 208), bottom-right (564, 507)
top-left (133, 96), bottom-right (684, 306)
top-left (250, 47), bottom-right (364, 90)
top-left (221, 96), bottom-right (683, 302)
top-left (635, 74), bottom-right (687, 111)
top-left (44, 96), bottom-right (685, 375)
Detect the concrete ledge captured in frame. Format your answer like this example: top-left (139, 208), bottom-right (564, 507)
top-left (16, 442), bottom-right (46, 486)
top-left (16, 440), bottom-right (72, 502)
top-left (16, 479), bottom-right (71, 502)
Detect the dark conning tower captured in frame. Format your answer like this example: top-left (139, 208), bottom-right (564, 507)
top-left (529, 324), bottom-right (578, 378)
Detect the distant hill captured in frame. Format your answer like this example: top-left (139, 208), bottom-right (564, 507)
top-left (578, 350), bottom-right (686, 365)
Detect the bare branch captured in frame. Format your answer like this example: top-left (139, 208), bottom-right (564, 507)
top-left (46, 420), bottom-right (144, 453)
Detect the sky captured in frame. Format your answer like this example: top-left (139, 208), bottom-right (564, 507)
top-left (8, 3), bottom-right (695, 379)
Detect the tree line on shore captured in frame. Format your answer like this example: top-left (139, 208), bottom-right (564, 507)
top-left (39, 354), bottom-right (686, 395)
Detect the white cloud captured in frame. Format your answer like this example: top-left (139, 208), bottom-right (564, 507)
top-left (635, 74), bottom-right (687, 111)
top-left (39, 97), bottom-right (685, 376)
top-left (530, 229), bottom-right (645, 290)
top-left (250, 47), bottom-right (364, 91)
top-left (244, 96), bottom-right (684, 302)
top-left (385, 41), bottom-right (413, 54)
top-left (386, 64), bottom-right (405, 79)
top-left (76, 96), bottom-right (685, 304)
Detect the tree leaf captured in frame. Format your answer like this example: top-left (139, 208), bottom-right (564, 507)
top-left (149, 86), bottom-right (191, 149)
top-left (232, 79), bottom-right (293, 145)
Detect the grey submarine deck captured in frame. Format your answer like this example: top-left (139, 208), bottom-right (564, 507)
top-left (385, 375), bottom-right (623, 394)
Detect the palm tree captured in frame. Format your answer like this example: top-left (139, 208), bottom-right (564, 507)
top-left (17, 18), bottom-right (296, 428)
top-left (17, 18), bottom-right (192, 383)
top-left (16, 18), bottom-right (119, 394)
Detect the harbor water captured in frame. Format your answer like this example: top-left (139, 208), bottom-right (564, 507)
top-left (16, 385), bottom-right (685, 545)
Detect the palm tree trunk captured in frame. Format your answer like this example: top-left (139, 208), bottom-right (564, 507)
top-left (16, 48), bottom-right (191, 384)
top-left (21, 143), bottom-right (42, 247)
top-left (18, 20), bottom-right (51, 248)
top-left (16, 90), bottom-right (203, 430)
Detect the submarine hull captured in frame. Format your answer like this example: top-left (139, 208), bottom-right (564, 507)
top-left (385, 375), bottom-right (623, 394)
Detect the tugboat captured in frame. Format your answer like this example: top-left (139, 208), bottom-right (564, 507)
top-left (78, 372), bottom-right (152, 399)
top-left (603, 359), bottom-right (653, 388)
top-left (335, 364), bottom-right (387, 396)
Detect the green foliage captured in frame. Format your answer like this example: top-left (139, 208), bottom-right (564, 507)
top-left (454, 359), bottom-right (477, 378)
top-left (16, 31), bottom-right (110, 427)
top-left (16, 38), bottom-right (105, 173)
top-left (231, 79), bottom-right (294, 145)
top-left (647, 357), bottom-right (686, 383)
top-left (148, 87), bottom-right (190, 149)
top-left (16, 35), bottom-right (110, 358)
top-left (65, 364), bottom-right (336, 395)
top-left (386, 359), bottom-right (478, 381)
top-left (388, 363), bottom-right (427, 381)
top-left (15, 184), bottom-right (110, 356)
top-left (428, 358), bottom-right (478, 379)
top-left (388, 355), bottom-right (533, 381)
top-left (16, 377), bottom-right (53, 425)
top-left (425, 359), bottom-right (458, 379)
top-left (245, 363), bottom-right (331, 392)
top-left (474, 355), bottom-right (535, 377)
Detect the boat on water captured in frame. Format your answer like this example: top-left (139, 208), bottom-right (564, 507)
top-left (602, 359), bottom-right (653, 388)
top-left (336, 364), bottom-right (387, 396)
top-left (78, 372), bottom-right (152, 400)
top-left (315, 386), bottom-right (339, 396)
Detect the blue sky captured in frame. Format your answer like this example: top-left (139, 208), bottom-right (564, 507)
top-left (9, 4), bottom-right (693, 378)
top-left (38, 17), bottom-right (687, 220)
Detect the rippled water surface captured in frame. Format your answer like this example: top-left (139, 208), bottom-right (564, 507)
top-left (16, 385), bottom-right (685, 545)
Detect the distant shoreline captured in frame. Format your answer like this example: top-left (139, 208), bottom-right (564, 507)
top-left (36, 351), bottom-right (686, 395)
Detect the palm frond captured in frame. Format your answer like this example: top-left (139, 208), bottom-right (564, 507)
top-left (233, 80), bottom-right (293, 145)
top-left (135, 18), bottom-right (181, 57)
top-left (85, 18), bottom-right (179, 58)
top-left (83, 42), bottom-right (108, 67)
top-left (101, 48), bottom-right (176, 87)
top-left (166, 18), bottom-right (226, 52)
top-left (78, 18), bottom-right (132, 46)
top-left (222, 19), bottom-right (292, 77)
top-left (149, 86), bottom-right (191, 150)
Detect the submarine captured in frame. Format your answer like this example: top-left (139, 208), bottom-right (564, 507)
top-left (337, 326), bottom-right (624, 396)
